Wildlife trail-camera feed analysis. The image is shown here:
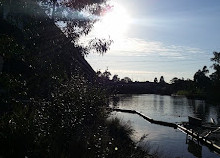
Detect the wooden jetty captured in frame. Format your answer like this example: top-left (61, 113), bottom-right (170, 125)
top-left (188, 116), bottom-right (202, 126)
top-left (111, 108), bottom-right (220, 154)
top-left (178, 124), bottom-right (220, 153)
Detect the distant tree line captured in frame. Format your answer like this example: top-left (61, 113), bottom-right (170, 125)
top-left (96, 52), bottom-right (220, 103)
top-left (170, 52), bottom-right (220, 102)
top-left (96, 70), bottom-right (171, 95)
top-left (96, 69), bottom-right (133, 84)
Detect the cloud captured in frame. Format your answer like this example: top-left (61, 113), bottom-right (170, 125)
top-left (109, 37), bottom-right (205, 60)
top-left (85, 34), bottom-right (211, 81)
top-left (109, 69), bottom-right (158, 75)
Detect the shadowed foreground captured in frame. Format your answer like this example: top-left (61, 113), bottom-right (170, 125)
top-left (0, 1), bottom-right (154, 157)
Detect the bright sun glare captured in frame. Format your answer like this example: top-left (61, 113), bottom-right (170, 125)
top-left (92, 2), bottom-right (130, 39)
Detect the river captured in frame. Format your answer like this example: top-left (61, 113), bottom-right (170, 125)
top-left (109, 94), bottom-right (220, 158)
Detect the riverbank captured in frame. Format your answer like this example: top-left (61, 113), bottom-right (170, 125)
top-left (0, 87), bottom-right (154, 158)
top-left (112, 107), bottom-right (220, 156)
top-left (109, 94), bottom-right (220, 157)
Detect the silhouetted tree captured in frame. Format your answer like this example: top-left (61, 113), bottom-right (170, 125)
top-left (209, 52), bottom-right (220, 101)
top-left (96, 69), bottom-right (111, 83)
top-left (2, 0), bottom-right (112, 56)
top-left (170, 77), bottom-right (178, 84)
top-left (202, 66), bottom-right (209, 74)
top-left (96, 70), bottom-right (102, 77)
top-left (112, 74), bottom-right (120, 82)
top-left (154, 77), bottom-right (158, 83)
top-left (194, 66), bottom-right (210, 89)
top-left (210, 52), bottom-right (220, 83)
top-left (121, 77), bottom-right (132, 83)
top-left (159, 76), bottom-right (165, 84)
top-left (103, 68), bottom-right (111, 80)
top-left (0, 0), bottom-right (122, 157)
top-left (170, 77), bottom-right (195, 95)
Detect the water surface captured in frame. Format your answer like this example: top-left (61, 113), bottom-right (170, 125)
top-left (110, 94), bottom-right (220, 158)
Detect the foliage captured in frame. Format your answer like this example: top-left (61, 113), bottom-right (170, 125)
top-left (210, 52), bottom-right (220, 83)
top-left (208, 52), bottom-right (220, 101)
top-left (0, 70), bottom-right (151, 157)
top-left (0, 35), bottom-right (32, 105)
top-left (0, 75), bottom-right (112, 157)
top-left (121, 77), bottom-right (132, 83)
top-left (1, 0), bottom-right (112, 56)
top-left (0, 2), bottom-right (152, 158)
top-left (112, 74), bottom-right (120, 83)
top-left (169, 52), bottom-right (220, 102)
top-left (96, 68), bottom-right (112, 84)
top-left (159, 76), bottom-right (164, 83)
top-left (176, 89), bottom-right (205, 99)
top-left (159, 76), bottom-right (165, 84)
top-left (0, 34), bottom-right (118, 157)
top-left (39, 0), bottom-right (112, 55)
top-left (193, 66), bottom-right (210, 90)
top-left (0, 23), bottom-right (114, 157)
top-left (154, 77), bottom-right (158, 83)
top-left (107, 118), bottom-right (133, 142)
top-left (106, 118), bottom-right (150, 158)
top-left (87, 38), bottom-right (113, 55)
top-left (170, 77), bottom-right (201, 98)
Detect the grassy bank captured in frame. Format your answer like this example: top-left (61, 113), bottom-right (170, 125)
top-left (176, 89), bottom-right (206, 100)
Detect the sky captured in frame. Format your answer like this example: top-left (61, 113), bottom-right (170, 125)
top-left (84, 0), bottom-right (220, 82)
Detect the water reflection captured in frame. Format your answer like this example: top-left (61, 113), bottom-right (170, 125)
top-left (153, 95), bottom-right (157, 112)
top-left (187, 99), bottom-right (211, 122)
top-left (159, 95), bottom-right (164, 113)
top-left (109, 94), bottom-right (220, 158)
top-left (187, 139), bottom-right (202, 158)
top-left (110, 94), bottom-right (220, 124)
